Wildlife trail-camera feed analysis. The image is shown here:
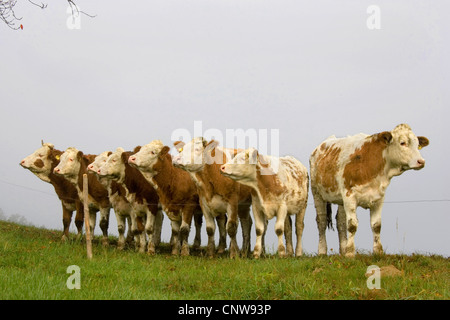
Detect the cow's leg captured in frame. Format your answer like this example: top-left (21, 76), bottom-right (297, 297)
top-left (284, 215), bottom-right (294, 256)
top-left (135, 215), bottom-right (146, 253)
top-left (145, 209), bottom-right (157, 255)
top-left (216, 214), bottom-right (227, 254)
top-left (180, 207), bottom-right (195, 256)
top-left (226, 203), bottom-right (239, 258)
top-left (275, 203), bottom-right (288, 257)
top-left (312, 188), bottom-right (328, 255)
top-left (203, 207), bottom-right (217, 257)
top-left (88, 208), bottom-right (97, 242)
top-left (336, 205), bottom-right (347, 255)
top-left (192, 210), bottom-right (202, 251)
top-left (61, 203), bottom-right (73, 242)
top-left (125, 216), bottom-right (134, 245)
top-left (128, 210), bottom-right (141, 249)
top-left (74, 201), bottom-right (84, 241)
top-left (153, 209), bottom-right (164, 247)
top-left (252, 202), bottom-right (266, 259)
top-left (238, 205), bottom-right (252, 258)
top-left (295, 202), bottom-right (307, 256)
top-left (99, 207), bottom-right (110, 247)
top-left (115, 211), bottom-right (126, 250)
top-left (343, 200), bottom-right (358, 258)
top-left (170, 219), bottom-right (181, 255)
top-left (370, 200), bottom-right (384, 255)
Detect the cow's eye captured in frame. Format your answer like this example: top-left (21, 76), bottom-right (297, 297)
top-left (69, 158), bottom-right (74, 162)
top-left (400, 141), bottom-right (407, 146)
top-left (151, 151), bottom-right (155, 155)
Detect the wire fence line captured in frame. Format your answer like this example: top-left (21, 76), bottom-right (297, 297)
top-left (1, 178), bottom-right (449, 206)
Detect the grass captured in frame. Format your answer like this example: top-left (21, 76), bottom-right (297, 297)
top-left (0, 220), bottom-right (448, 300)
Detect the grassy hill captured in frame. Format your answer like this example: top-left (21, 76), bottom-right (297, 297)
top-left (0, 220), bottom-right (448, 300)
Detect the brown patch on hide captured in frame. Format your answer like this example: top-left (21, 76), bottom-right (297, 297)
top-left (315, 145), bottom-right (341, 193)
top-left (343, 132), bottom-right (390, 192)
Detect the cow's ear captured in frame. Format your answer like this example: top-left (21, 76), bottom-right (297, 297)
top-left (159, 146), bottom-right (170, 158)
top-left (121, 152), bottom-right (129, 163)
top-left (204, 140), bottom-right (219, 153)
top-left (133, 146), bottom-right (141, 153)
top-left (379, 131), bottom-right (393, 145)
top-left (173, 141), bottom-right (185, 152)
top-left (51, 149), bottom-right (62, 161)
top-left (248, 148), bottom-right (259, 165)
top-left (77, 151), bottom-right (83, 161)
top-left (418, 136), bottom-right (429, 149)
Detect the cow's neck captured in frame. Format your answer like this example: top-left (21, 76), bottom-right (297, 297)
top-left (35, 171), bottom-right (52, 183)
top-left (152, 154), bottom-right (176, 195)
top-left (190, 164), bottom-right (219, 201)
top-left (77, 157), bottom-right (90, 192)
top-left (243, 170), bottom-right (282, 203)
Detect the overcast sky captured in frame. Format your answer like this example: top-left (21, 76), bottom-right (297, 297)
top-left (1, 0), bottom-right (448, 256)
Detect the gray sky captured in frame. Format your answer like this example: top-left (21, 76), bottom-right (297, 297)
top-left (1, 0), bottom-right (449, 256)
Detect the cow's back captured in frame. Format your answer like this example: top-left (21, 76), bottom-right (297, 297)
top-left (310, 133), bottom-right (372, 202)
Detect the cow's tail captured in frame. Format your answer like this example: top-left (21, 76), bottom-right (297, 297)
top-left (326, 203), bottom-right (334, 230)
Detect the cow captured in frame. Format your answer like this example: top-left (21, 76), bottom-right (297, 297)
top-left (53, 147), bottom-right (112, 246)
top-left (96, 147), bottom-right (166, 254)
top-left (20, 142), bottom-right (84, 241)
top-left (220, 148), bottom-right (309, 258)
top-left (87, 151), bottom-right (136, 250)
top-left (172, 137), bottom-right (253, 258)
top-left (309, 123), bottom-right (429, 257)
top-left (128, 140), bottom-right (204, 256)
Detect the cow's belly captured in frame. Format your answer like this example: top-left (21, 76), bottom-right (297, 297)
top-left (202, 195), bottom-right (228, 215)
top-left (261, 203), bottom-right (278, 220)
top-left (110, 193), bottom-right (131, 216)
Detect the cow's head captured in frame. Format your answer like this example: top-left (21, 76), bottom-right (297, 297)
top-left (220, 147), bottom-right (259, 183)
top-left (53, 147), bottom-right (82, 178)
top-left (20, 142), bottom-right (59, 183)
top-left (98, 147), bottom-right (125, 179)
top-left (172, 137), bottom-right (219, 172)
top-left (128, 140), bottom-right (169, 174)
top-left (221, 147), bottom-right (279, 183)
top-left (384, 124), bottom-right (429, 173)
top-left (88, 151), bottom-right (112, 175)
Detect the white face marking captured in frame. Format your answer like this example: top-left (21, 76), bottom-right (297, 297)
top-left (172, 137), bottom-right (208, 172)
top-left (20, 143), bottom-right (55, 183)
top-left (387, 125), bottom-right (427, 171)
top-left (53, 147), bottom-right (80, 179)
top-left (220, 148), bottom-right (258, 183)
top-left (88, 151), bottom-right (111, 174)
top-left (128, 140), bottom-right (165, 173)
top-left (99, 148), bottom-right (125, 179)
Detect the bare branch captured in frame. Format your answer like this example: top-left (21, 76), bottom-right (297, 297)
top-left (67, 0), bottom-right (96, 19)
top-left (1, 0), bottom-right (95, 30)
top-left (0, 0), bottom-right (22, 29)
top-left (28, 0), bottom-right (47, 9)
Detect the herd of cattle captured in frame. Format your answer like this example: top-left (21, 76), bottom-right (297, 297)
top-left (19, 124), bottom-right (429, 258)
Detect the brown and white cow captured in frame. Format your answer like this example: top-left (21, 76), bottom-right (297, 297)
top-left (310, 124), bottom-right (430, 257)
top-left (53, 147), bottom-right (112, 246)
top-left (88, 151), bottom-right (135, 250)
top-left (172, 137), bottom-right (253, 258)
top-left (20, 142), bottom-right (84, 241)
top-left (220, 148), bottom-right (309, 258)
top-left (96, 147), bottom-right (166, 254)
top-left (128, 140), bottom-right (203, 256)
